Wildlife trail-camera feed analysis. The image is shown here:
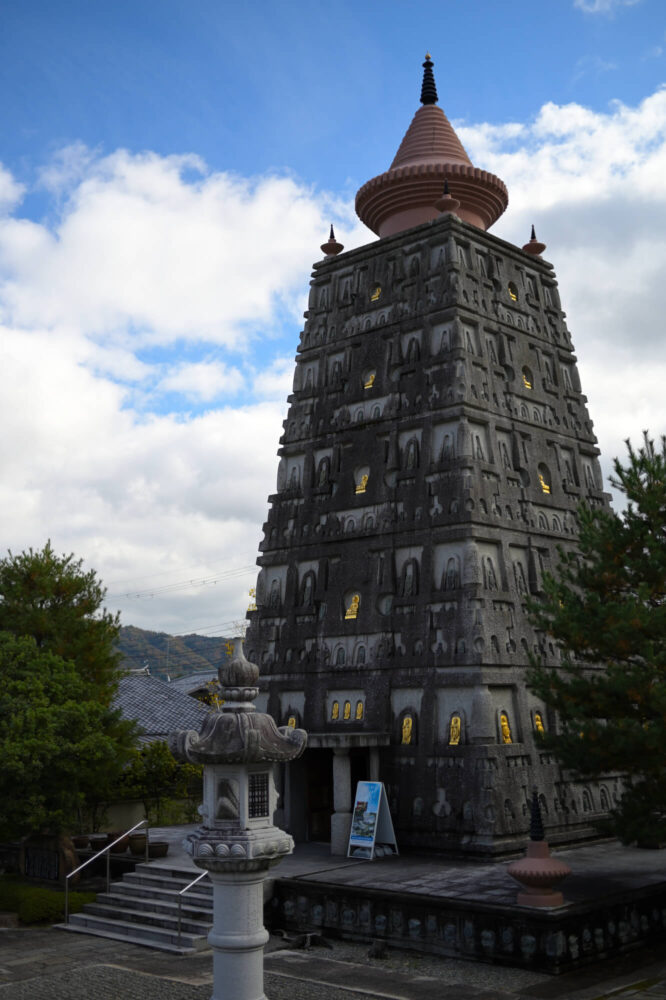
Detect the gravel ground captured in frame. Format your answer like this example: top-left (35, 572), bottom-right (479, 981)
top-left (299, 937), bottom-right (550, 990)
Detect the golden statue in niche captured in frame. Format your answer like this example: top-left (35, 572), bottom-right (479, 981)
top-left (355, 700), bottom-right (364, 720)
top-left (534, 712), bottom-right (545, 734)
top-left (355, 474), bottom-right (369, 495)
top-left (538, 473), bottom-right (551, 495)
top-left (287, 716), bottom-right (296, 728)
top-left (345, 593), bottom-right (360, 619)
top-left (401, 715), bottom-right (413, 745)
top-left (331, 701), bottom-right (339, 720)
top-left (522, 372), bottom-right (532, 389)
top-left (363, 373), bottom-right (375, 389)
top-left (449, 715), bottom-right (461, 746)
top-left (500, 712), bottom-right (513, 744)
top-left (343, 700), bottom-right (351, 720)
top-left (370, 286), bottom-right (381, 301)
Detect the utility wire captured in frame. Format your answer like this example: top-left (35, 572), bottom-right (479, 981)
top-left (109, 565), bottom-right (256, 601)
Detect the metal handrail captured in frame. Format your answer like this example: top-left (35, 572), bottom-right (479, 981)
top-left (64, 819), bottom-right (150, 923)
top-left (177, 870), bottom-right (210, 943)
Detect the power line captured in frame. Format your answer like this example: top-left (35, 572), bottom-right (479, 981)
top-left (109, 565), bottom-right (256, 601)
top-left (106, 559), bottom-right (255, 590)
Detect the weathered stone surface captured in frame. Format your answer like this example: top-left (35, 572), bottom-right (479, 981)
top-left (245, 211), bottom-right (614, 855)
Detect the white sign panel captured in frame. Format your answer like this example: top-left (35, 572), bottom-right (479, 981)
top-left (347, 780), bottom-right (398, 860)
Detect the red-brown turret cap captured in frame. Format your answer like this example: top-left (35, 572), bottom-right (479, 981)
top-left (356, 55), bottom-right (508, 238)
top-left (522, 224), bottom-right (547, 256)
top-left (320, 224), bottom-right (344, 257)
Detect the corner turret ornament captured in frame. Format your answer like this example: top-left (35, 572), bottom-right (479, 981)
top-left (320, 223), bottom-right (344, 258)
top-left (522, 224), bottom-right (547, 256)
top-left (170, 638), bottom-right (307, 1000)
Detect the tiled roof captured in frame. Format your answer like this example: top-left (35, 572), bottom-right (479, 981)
top-left (114, 673), bottom-right (211, 742)
top-left (169, 670), bottom-right (218, 695)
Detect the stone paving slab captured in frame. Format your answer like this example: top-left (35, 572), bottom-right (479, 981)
top-left (3, 926), bottom-right (666, 1000)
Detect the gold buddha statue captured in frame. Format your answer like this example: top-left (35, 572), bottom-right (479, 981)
top-left (363, 373), bottom-right (375, 389)
top-left (500, 712), bottom-right (513, 744)
top-left (401, 715), bottom-right (413, 745)
top-left (355, 474), bottom-right (369, 494)
top-left (345, 593), bottom-right (360, 619)
top-left (331, 701), bottom-right (339, 720)
top-left (449, 715), bottom-right (461, 746)
top-left (343, 700), bottom-right (351, 720)
top-left (287, 716), bottom-right (296, 728)
top-left (355, 700), bottom-right (364, 720)
top-left (534, 712), bottom-right (545, 734)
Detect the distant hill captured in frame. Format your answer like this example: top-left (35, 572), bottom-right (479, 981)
top-left (117, 625), bottom-right (233, 681)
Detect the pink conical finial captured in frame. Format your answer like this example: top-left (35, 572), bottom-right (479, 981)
top-left (355, 55), bottom-right (508, 238)
top-left (522, 224), bottom-right (547, 256)
top-left (320, 224), bottom-right (344, 258)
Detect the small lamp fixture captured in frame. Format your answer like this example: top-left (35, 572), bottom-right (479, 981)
top-left (522, 225), bottom-right (547, 256)
top-left (321, 224), bottom-right (344, 257)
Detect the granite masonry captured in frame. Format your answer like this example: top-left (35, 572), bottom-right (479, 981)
top-left (245, 56), bottom-right (615, 857)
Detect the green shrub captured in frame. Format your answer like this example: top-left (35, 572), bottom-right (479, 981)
top-left (0, 877), bottom-right (95, 924)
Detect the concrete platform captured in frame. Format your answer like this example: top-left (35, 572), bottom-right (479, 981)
top-left (265, 839), bottom-right (666, 973)
top-left (147, 825), bottom-right (666, 974)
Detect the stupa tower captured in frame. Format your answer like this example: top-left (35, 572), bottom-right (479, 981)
top-left (245, 56), bottom-right (615, 856)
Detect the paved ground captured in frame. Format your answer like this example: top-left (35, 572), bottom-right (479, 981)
top-left (2, 832), bottom-right (666, 998)
top-left (2, 924), bottom-right (666, 999)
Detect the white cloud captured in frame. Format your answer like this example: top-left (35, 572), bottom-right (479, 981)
top-left (252, 357), bottom-right (295, 401)
top-left (0, 148), bottom-right (369, 349)
top-left (0, 152), bottom-right (371, 633)
top-left (1, 86), bottom-right (665, 633)
top-left (156, 361), bottom-right (244, 402)
top-left (0, 164), bottom-right (25, 214)
top-left (572, 55), bottom-right (617, 83)
top-left (573, 0), bottom-right (641, 13)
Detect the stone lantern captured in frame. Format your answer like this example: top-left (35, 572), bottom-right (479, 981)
top-left (170, 639), bottom-right (307, 1000)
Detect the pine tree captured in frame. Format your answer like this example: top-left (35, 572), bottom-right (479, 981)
top-left (0, 543), bottom-right (137, 836)
top-left (0, 541), bottom-right (120, 702)
top-left (528, 433), bottom-right (666, 845)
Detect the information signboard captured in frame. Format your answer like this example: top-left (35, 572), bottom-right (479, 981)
top-left (347, 780), bottom-right (398, 860)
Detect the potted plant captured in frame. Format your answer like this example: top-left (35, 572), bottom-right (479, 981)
top-left (147, 841), bottom-right (169, 859)
top-left (128, 832), bottom-right (147, 855)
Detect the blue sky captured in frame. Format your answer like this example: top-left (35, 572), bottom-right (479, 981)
top-left (2, 0), bottom-right (664, 191)
top-left (0, 0), bottom-right (664, 637)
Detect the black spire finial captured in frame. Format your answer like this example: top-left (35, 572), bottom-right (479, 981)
top-left (420, 53), bottom-right (438, 105)
top-left (530, 788), bottom-right (545, 842)
top-left (443, 178), bottom-right (450, 195)
top-left (530, 224), bottom-right (537, 241)
top-left (329, 224), bottom-right (335, 240)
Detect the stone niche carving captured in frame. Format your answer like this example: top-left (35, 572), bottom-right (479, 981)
top-left (469, 421), bottom-right (491, 462)
top-left (431, 420), bottom-right (459, 463)
top-left (432, 542), bottom-right (465, 591)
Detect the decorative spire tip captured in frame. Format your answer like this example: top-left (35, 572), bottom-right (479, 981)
top-left (420, 53), bottom-right (438, 106)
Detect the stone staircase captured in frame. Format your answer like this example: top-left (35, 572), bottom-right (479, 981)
top-left (58, 863), bottom-right (213, 954)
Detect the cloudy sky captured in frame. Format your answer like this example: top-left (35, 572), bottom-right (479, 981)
top-left (0, 0), bottom-right (664, 639)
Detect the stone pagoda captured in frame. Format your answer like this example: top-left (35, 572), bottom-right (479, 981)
top-left (245, 55), bottom-right (617, 856)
